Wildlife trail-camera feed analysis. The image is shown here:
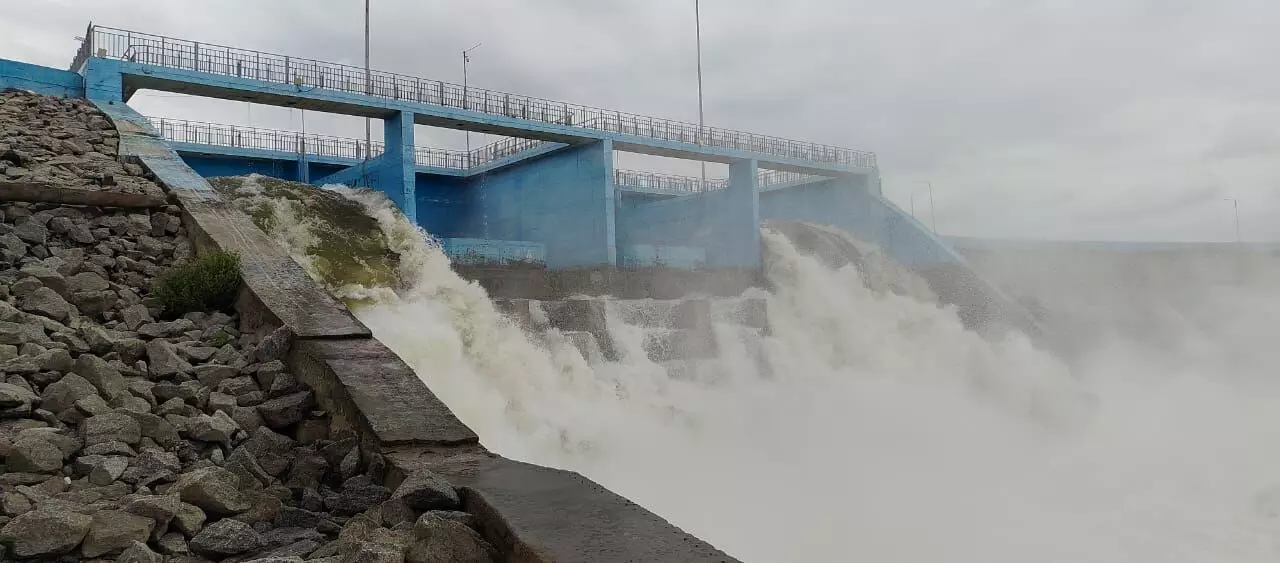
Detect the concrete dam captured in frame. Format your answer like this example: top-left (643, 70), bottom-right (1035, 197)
top-left (1, 22), bottom-right (1280, 563)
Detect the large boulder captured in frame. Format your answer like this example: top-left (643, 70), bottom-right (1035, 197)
top-left (146, 339), bottom-right (192, 379)
top-left (0, 507), bottom-right (92, 558)
top-left (391, 470), bottom-right (461, 512)
top-left (40, 372), bottom-right (99, 414)
top-left (74, 353), bottom-right (129, 400)
top-left (7, 433), bottom-right (65, 473)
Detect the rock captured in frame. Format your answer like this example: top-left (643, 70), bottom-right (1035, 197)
top-left (67, 271), bottom-right (109, 294)
top-left (250, 326), bottom-right (293, 364)
top-left (230, 406), bottom-right (264, 435)
top-left (173, 501), bottom-right (206, 536)
top-left (80, 509), bottom-right (155, 558)
top-left (232, 490), bottom-right (282, 525)
top-left (295, 417), bottom-right (329, 444)
top-left (189, 518), bottom-right (262, 557)
top-left (73, 393), bottom-right (113, 418)
top-left (120, 410), bottom-right (180, 449)
top-left (118, 305), bottom-right (151, 331)
top-left (275, 506), bottom-right (324, 529)
top-left (185, 411), bottom-right (238, 443)
top-left (0, 381), bottom-right (35, 415)
top-left (19, 286), bottom-right (74, 322)
top-left (175, 466), bottom-right (250, 516)
top-left (146, 339), bottom-right (192, 378)
top-left (120, 450), bottom-right (182, 487)
top-left (83, 412), bottom-right (142, 446)
top-left (404, 513), bottom-right (498, 563)
top-left (283, 453), bottom-right (328, 492)
top-left (0, 507), bottom-right (92, 558)
top-left (181, 345), bottom-right (218, 363)
top-left (207, 391), bottom-right (237, 414)
top-left (122, 493), bottom-right (180, 530)
top-left (256, 391), bottom-right (314, 429)
top-left (75, 353), bottom-right (129, 400)
top-left (138, 319), bottom-right (196, 339)
top-left (224, 446), bottom-right (272, 489)
top-left (13, 220), bottom-right (48, 245)
top-left (391, 470), bottom-right (460, 512)
top-left (116, 540), bottom-right (163, 563)
top-left (72, 289), bottom-right (117, 316)
top-left (325, 475), bottom-right (391, 516)
top-left (83, 440), bottom-right (137, 456)
top-left (1, 492), bottom-right (32, 517)
top-left (193, 364), bottom-right (237, 388)
top-left (20, 265), bottom-right (67, 295)
top-left (88, 455), bottom-right (129, 485)
top-left (41, 372), bottom-right (100, 414)
top-left (157, 531), bottom-right (189, 555)
top-left (8, 433), bottom-right (65, 473)
top-left (378, 498), bottom-right (417, 528)
top-left (243, 427), bottom-right (295, 476)
top-left (247, 556), bottom-right (307, 563)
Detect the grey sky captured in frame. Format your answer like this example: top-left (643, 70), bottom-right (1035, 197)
top-left (4, 0), bottom-right (1278, 241)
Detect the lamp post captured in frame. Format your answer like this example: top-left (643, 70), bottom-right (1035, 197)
top-left (463, 42), bottom-right (482, 169)
top-left (695, 0), bottom-right (706, 188)
top-left (1225, 198), bottom-right (1241, 244)
top-left (362, 0), bottom-right (371, 186)
top-left (912, 180), bottom-right (937, 234)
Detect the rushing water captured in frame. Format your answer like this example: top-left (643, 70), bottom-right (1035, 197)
top-left (236, 175), bottom-right (1280, 562)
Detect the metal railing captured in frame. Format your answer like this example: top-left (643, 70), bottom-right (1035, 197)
top-left (146, 116), bottom-right (531, 170)
top-left (613, 170), bottom-right (728, 194)
top-left (80, 25), bottom-right (877, 169)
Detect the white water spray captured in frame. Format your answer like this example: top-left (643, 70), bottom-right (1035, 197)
top-left (258, 179), bottom-right (1280, 562)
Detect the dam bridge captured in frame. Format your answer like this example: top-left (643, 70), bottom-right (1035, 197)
top-left (4, 23), bottom-right (1040, 334)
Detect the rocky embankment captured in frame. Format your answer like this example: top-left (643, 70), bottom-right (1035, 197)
top-left (0, 90), bottom-right (499, 561)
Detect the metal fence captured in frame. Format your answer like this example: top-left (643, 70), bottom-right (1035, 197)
top-left (79, 25), bottom-right (877, 169)
top-left (613, 170), bottom-right (729, 194)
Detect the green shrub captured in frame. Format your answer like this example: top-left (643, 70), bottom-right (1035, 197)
top-left (152, 250), bottom-right (243, 317)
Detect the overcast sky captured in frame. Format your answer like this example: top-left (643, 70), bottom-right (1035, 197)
top-left (5, 0), bottom-right (1280, 241)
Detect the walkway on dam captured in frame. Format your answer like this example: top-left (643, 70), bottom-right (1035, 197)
top-left (147, 116), bottom-right (826, 196)
top-left (72, 26), bottom-right (876, 175)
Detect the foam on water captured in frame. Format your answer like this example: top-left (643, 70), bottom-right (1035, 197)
top-left (262, 181), bottom-right (1280, 562)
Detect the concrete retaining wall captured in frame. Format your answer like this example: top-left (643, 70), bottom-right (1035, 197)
top-left (92, 98), bottom-right (737, 562)
top-left (0, 58), bottom-right (84, 98)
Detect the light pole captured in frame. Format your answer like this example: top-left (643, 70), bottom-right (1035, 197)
top-left (363, 0), bottom-right (371, 186)
top-left (462, 42), bottom-right (482, 168)
top-left (913, 180), bottom-right (937, 234)
top-left (1225, 198), bottom-right (1240, 244)
top-left (695, 0), bottom-right (706, 188)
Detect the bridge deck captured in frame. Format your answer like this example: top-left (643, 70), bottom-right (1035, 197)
top-left (149, 116), bottom-right (826, 195)
top-left (73, 26), bottom-right (875, 175)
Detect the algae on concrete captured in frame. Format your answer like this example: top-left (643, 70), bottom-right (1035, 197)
top-left (208, 176), bottom-right (403, 301)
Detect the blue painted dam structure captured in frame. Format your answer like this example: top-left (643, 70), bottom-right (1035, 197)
top-left (0, 23), bottom-right (1028, 329)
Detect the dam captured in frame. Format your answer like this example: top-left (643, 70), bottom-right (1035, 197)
top-left (2, 18), bottom-right (1279, 563)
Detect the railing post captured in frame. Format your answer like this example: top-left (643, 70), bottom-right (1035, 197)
top-left (193, 41), bottom-right (200, 71)
top-left (284, 57), bottom-right (290, 83)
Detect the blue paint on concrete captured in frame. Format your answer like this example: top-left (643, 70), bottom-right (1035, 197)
top-left (182, 153), bottom-right (296, 180)
top-left (90, 99), bottom-right (218, 197)
top-left (0, 59), bottom-right (84, 98)
top-left (466, 141), bottom-right (616, 269)
top-left (416, 175), bottom-right (470, 238)
top-left (378, 110), bottom-right (416, 223)
top-left (83, 59), bottom-right (124, 102)
top-left (615, 158), bottom-right (760, 269)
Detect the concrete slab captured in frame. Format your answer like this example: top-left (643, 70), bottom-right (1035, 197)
top-left (388, 449), bottom-right (739, 563)
top-left (291, 338), bottom-right (478, 447)
top-left (0, 180), bottom-right (167, 208)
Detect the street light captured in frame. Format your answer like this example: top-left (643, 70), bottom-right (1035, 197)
top-left (363, 0), bottom-right (371, 185)
top-left (1224, 198), bottom-right (1241, 243)
top-left (912, 180), bottom-right (937, 234)
top-left (695, 0), bottom-right (706, 188)
top-left (462, 42), bottom-right (482, 168)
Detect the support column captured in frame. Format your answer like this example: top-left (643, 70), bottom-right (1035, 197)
top-left (380, 111), bottom-right (417, 223)
top-left (713, 158), bottom-right (761, 269)
top-left (81, 59), bottom-right (123, 103)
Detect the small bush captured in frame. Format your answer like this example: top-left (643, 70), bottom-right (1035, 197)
top-left (152, 250), bottom-right (242, 317)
